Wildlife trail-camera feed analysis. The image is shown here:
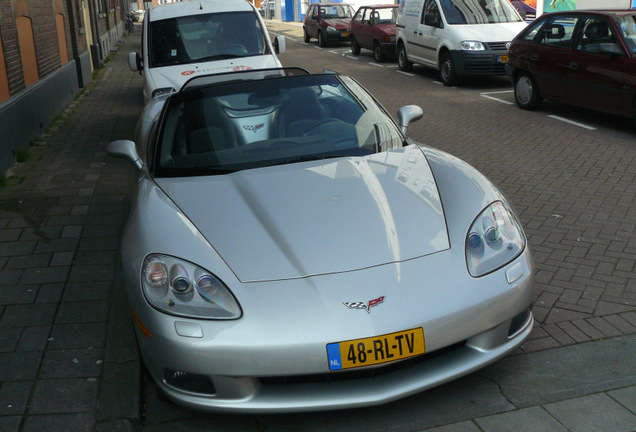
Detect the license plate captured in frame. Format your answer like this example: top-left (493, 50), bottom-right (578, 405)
top-left (327, 328), bottom-right (425, 371)
top-left (498, 55), bottom-right (509, 63)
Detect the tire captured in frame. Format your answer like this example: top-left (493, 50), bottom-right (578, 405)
top-left (373, 41), bottom-right (385, 62)
top-left (514, 72), bottom-right (543, 110)
top-left (318, 31), bottom-right (327, 47)
top-left (351, 37), bottom-right (361, 55)
top-left (439, 52), bottom-right (458, 86)
top-left (303, 28), bottom-right (310, 43)
top-left (397, 43), bottom-right (413, 72)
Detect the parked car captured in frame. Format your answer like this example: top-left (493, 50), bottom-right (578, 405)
top-left (349, 4), bottom-right (398, 62)
top-left (395, 0), bottom-right (527, 85)
top-left (507, 10), bottom-right (636, 126)
top-left (107, 67), bottom-right (534, 413)
top-left (303, 2), bottom-right (355, 47)
top-left (128, 0), bottom-right (286, 103)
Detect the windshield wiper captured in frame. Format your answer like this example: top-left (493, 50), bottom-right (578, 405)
top-left (195, 54), bottom-right (243, 62)
top-left (280, 154), bottom-right (345, 165)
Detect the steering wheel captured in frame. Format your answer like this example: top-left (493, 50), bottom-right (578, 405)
top-left (304, 118), bottom-right (345, 135)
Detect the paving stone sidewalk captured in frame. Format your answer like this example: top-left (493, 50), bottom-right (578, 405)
top-left (0, 32), bottom-right (142, 432)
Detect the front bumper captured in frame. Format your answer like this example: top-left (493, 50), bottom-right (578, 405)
top-left (130, 249), bottom-right (535, 413)
top-left (450, 48), bottom-right (510, 77)
top-left (326, 29), bottom-right (350, 42)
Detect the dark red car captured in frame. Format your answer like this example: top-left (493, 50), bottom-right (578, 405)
top-left (303, 2), bottom-right (355, 47)
top-left (349, 4), bottom-right (398, 62)
top-left (506, 10), bottom-right (636, 127)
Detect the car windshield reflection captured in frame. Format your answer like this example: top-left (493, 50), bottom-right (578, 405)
top-left (154, 72), bottom-right (405, 177)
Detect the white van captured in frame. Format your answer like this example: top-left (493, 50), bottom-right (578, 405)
top-left (395, 0), bottom-right (527, 85)
top-left (129, 0), bottom-right (286, 103)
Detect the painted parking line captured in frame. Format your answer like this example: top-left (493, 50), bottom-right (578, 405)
top-left (397, 70), bottom-right (416, 77)
top-left (548, 115), bottom-right (596, 130)
top-left (480, 90), bottom-right (514, 105)
top-left (368, 62), bottom-right (384, 67)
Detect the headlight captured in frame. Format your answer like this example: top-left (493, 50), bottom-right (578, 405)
top-left (465, 201), bottom-right (525, 277)
top-left (460, 41), bottom-right (485, 51)
top-left (327, 26), bottom-right (336, 32)
top-left (141, 254), bottom-right (242, 319)
top-left (151, 87), bottom-right (175, 98)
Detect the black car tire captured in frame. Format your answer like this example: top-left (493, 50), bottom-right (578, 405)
top-left (303, 28), bottom-right (310, 43)
top-left (514, 72), bottom-right (543, 110)
top-left (397, 43), bottom-right (413, 72)
top-left (373, 41), bottom-right (385, 62)
top-left (318, 31), bottom-right (327, 47)
top-left (439, 52), bottom-right (458, 86)
top-left (351, 37), bottom-right (361, 55)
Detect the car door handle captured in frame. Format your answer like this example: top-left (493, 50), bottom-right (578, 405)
top-left (569, 62), bottom-right (579, 70)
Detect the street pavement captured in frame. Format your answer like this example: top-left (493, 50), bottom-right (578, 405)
top-left (0, 22), bottom-right (635, 432)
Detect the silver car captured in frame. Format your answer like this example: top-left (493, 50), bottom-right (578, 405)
top-left (108, 68), bottom-right (534, 413)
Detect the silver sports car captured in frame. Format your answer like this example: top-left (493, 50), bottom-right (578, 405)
top-left (108, 68), bottom-right (534, 413)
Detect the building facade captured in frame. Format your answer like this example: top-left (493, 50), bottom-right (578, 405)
top-left (0, 0), bottom-right (129, 174)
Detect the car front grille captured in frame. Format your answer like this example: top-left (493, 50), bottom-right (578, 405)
top-left (464, 63), bottom-right (507, 75)
top-left (486, 41), bottom-right (509, 51)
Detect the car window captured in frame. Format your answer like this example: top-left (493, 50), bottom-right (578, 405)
top-left (421, 0), bottom-right (441, 26)
top-left (616, 14), bottom-right (636, 55)
top-left (352, 8), bottom-right (364, 24)
top-left (309, 5), bottom-right (318, 19)
top-left (374, 7), bottom-right (397, 24)
top-left (536, 15), bottom-right (578, 49)
top-left (149, 11), bottom-right (267, 68)
top-left (440, 0), bottom-right (522, 24)
top-left (155, 74), bottom-right (405, 177)
top-left (520, 17), bottom-right (545, 41)
top-left (576, 16), bottom-right (622, 55)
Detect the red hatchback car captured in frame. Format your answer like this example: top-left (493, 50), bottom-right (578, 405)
top-left (349, 4), bottom-right (398, 62)
top-left (303, 2), bottom-right (355, 47)
top-left (506, 10), bottom-right (636, 126)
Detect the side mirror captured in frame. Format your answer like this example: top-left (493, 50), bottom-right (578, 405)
top-left (274, 35), bottom-right (287, 54)
top-left (107, 140), bottom-right (143, 171)
top-left (128, 52), bottom-right (142, 72)
top-left (397, 105), bottom-right (423, 135)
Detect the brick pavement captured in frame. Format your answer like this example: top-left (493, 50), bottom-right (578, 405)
top-left (0, 32), bottom-right (142, 432)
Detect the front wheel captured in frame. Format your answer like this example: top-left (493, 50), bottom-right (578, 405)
top-left (397, 43), bottom-right (413, 72)
top-left (318, 31), bottom-right (327, 47)
top-left (373, 42), bottom-right (385, 62)
top-left (351, 37), bottom-right (361, 55)
top-left (514, 72), bottom-right (543, 110)
top-left (439, 52), bottom-right (458, 86)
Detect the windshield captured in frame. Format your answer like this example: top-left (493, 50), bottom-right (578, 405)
top-left (149, 11), bottom-right (267, 68)
top-left (440, 0), bottom-right (522, 24)
top-left (154, 74), bottom-right (405, 177)
top-left (323, 4), bottom-right (354, 19)
top-left (617, 14), bottom-right (636, 55)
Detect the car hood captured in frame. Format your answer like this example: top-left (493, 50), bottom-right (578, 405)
top-left (155, 146), bottom-right (450, 282)
top-left (375, 24), bottom-right (396, 36)
top-left (147, 55), bottom-right (281, 95)
top-left (450, 22), bottom-right (527, 41)
top-left (324, 18), bottom-right (352, 29)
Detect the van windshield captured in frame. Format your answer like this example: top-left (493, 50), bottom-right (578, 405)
top-left (440, 0), bottom-right (522, 24)
top-left (149, 11), bottom-right (267, 68)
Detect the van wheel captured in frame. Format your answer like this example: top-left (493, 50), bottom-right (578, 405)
top-left (303, 28), bottom-right (310, 43)
top-left (514, 72), bottom-right (543, 110)
top-left (397, 43), bottom-right (412, 71)
top-left (318, 31), bottom-right (327, 47)
top-left (439, 52), bottom-right (458, 86)
top-left (373, 41), bottom-right (385, 62)
top-left (351, 37), bottom-right (361, 55)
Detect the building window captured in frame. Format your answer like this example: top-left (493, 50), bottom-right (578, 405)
top-left (56, 13), bottom-right (69, 65)
top-left (16, 16), bottom-right (39, 88)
